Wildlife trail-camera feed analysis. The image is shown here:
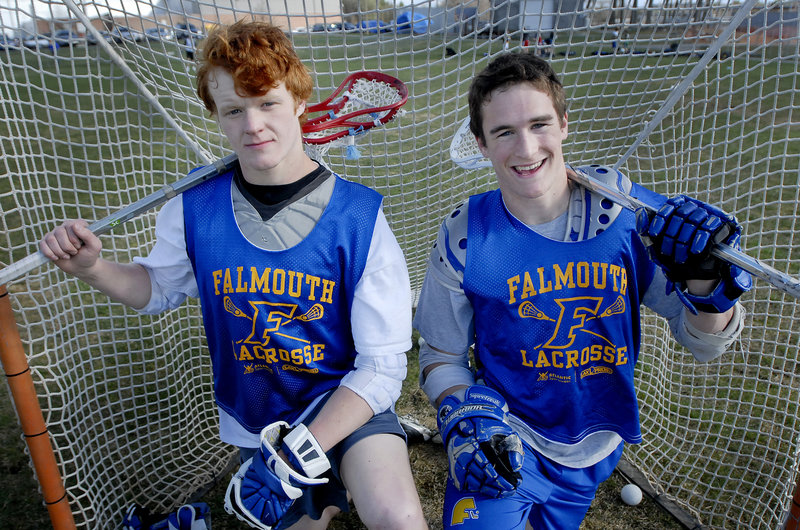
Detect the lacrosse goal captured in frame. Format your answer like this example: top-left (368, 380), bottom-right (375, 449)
top-left (0, 0), bottom-right (798, 528)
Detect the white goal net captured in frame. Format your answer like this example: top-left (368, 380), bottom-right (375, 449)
top-left (0, 0), bottom-right (798, 528)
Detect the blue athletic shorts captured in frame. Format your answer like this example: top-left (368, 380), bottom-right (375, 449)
top-left (238, 393), bottom-right (406, 527)
top-left (442, 440), bottom-right (624, 530)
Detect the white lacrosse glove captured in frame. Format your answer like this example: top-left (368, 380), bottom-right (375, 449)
top-left (437, 385), bottom-right (524, 498)
top-left (224, 421), bottom-right (330, 530)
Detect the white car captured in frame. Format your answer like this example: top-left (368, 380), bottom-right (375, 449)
top-left (22, 36), bottom-right (54, 49)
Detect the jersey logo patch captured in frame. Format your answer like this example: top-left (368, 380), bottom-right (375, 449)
top-left (518, 295), bottom-right (626, 349)
top-left (223, 296), bottom-right (328, 374)
top-left (450, 497), bottom-right (479, 525)
top-left (224, 296), bottom-right (324, 346)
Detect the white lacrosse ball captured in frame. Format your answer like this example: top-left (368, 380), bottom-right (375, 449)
top-left (621, 483), bottom-right (643, 506)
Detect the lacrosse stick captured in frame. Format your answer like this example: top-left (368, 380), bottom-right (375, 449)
top-left (448, 116), bottom-right (800, 299)
top-left (0, 72), bottom-right (408, 286)
top-left (303, 71), bottom-right (408, 160)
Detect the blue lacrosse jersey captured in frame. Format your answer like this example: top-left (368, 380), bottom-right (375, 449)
top-left (182, 170), bottom-right (382, 433)
top-left (464, 189), bottom-right (654, 445)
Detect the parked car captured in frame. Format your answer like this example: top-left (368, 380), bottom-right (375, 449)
top-left (111, 27), bottom-right (144, 43)
top-left (332, 22), bottom-right (358, 32)
top-left (145, 27), bottom-right (174, 41)
top-left (0, 35), bottom-right (20, 50)
top-left (311, 23), bottom-right (338, 32)
top-left (53, 30), bottom-right (83, 46)
top-left (174, 23), bottom-right (202, 41)
top-left (22, 34), bottom-right (54, 50)
top-left (86, 30), bottom-right (112, 45)
top-left (360, 20), bottom-right (392, 33)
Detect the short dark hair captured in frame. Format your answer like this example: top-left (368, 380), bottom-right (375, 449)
top-left (468, 52), bottom-right (566, 143)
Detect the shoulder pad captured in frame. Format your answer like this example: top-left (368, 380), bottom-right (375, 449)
top-left (570, 165), bottom-right (632, 241)
top-left (430, 201), bottom-right (469, 286)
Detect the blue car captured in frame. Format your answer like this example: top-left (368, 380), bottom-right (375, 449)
top-left (360, 20), bottom-right (392, 34)
top-left (0, 35), bottom-right (20, 50)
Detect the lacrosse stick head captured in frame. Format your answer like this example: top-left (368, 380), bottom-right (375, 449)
top-left (450, 116), bottom-right (493, 171)
top-left (301, 71), bottom-right (408, 147)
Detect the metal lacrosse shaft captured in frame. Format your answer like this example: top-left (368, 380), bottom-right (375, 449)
top-left (0, 153), bottom-right (240, 286)
top-left (568, 168), bottom-right (800, 299)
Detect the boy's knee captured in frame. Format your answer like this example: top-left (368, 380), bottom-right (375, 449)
top-left (359, 498), bottom-right (426, 530)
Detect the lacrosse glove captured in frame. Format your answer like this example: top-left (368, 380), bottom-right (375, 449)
top-left (224, 421), bottom-right (330, 530)
top-left (437, 385), bottom-right (524, 498)
top-left (123, 503), bottom-right (211, 530)
top-left (636, 195), bottom-right (751, 314)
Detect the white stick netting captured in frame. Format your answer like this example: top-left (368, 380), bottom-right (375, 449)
top-left (0, 0), bottom-right (798, 528)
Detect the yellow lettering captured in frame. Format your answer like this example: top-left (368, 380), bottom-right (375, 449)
top-left (554, 263), bottom-right (574, 290)
top-left (593, 262), bottom-right (608, 289)
top-left (272, 269), bottom-right (286, 295)
top-left (303, 345), bottom-right (312, 364)
top-left (238, 344), bottom-right (254, 361)
top-left (522, 271), bottom-right (537, 299)
top-left (590, 344), bottom-right (602, 361)
top-left (264, 348), bottom-right (277, 363)
top-left (619, 268), bottom-right (627, 296)
top-left (250, 267), bottom-right (271, 293)
top-left (576, 261), bottom-right (590, 288)
top-left (213, 270), bottom-right (223, 295)
top-left (507, 275), bottom-right (520, 304)
top-left (252, 345), bottom-right (266, 360)
top-left (288, 271), bottom-right (304, 297)
top-left (305, 275), bottom-right (320, 300)
top-left (537, 267), bottom-right (553, 294)
top-left (565, 349), bottom-right (579, 369)
top-left (521, 349), bottom-right (534, 367)
top-left (312, 344), bottom-right (325, 361)
top-left (279, 349), bottom-right (290, 362)
top-left (552, 350), bottom-right (564, 368)
top-left (320, 279), bottom-right (335, 304)
top-left (602, 345), bottom-right (615, 364)
top-left (580, 346), bottom-right (591, 365)
top-left (609, 265), bottom-right (621, 292)
top-left (290, 348), bottom-right (304, 365)
top-left (616, 346), bottom-right (628, 365)
top-left (536, 350), bottom-right (551, 368)
top-left (223, 268), bottom-right (233, 294)
top-left (235, 266), bottom-right (248, 293)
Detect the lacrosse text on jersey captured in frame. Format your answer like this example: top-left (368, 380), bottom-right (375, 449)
top-left (463, 189), bottom-right (650, 444)
top-left (182, 170), bottom-right (383, 431)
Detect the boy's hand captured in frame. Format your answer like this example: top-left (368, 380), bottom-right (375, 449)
top-left (636, 195), bottom-right (751, 313)
top-left (39, 219), bottom-right (103, 274)
top-left (437, 385), bottom-right (524, 498)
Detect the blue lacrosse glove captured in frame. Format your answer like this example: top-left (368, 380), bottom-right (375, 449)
top-left (224, 421), bottom-right (330, 530)
top-left (437, 385), bottom-right (524, 498)
top-left (124, 503), bottom-right (211, 530)
top-left (151, 503), bottom-right (211, 530)
top-left (636, 195), bottom-right (751, 314)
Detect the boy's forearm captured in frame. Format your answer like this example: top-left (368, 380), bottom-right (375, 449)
top-left (75, 259), bottom-right (153, 310)
top-left (306, 386), bottom-right (374, 452)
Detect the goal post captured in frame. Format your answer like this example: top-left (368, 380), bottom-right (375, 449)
top-left (0, 0), bottom-right (798, 528)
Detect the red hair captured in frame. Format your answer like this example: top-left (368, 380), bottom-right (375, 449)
top-left (196, 20), bottom-right (313, 123)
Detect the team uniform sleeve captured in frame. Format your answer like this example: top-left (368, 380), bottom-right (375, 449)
top-left (132, 195), bottom-right (199, 314)
top-left (642, 269), bottom-right (745, 362)
top-left (340, 209), bottom-right (412, 414)
top-left (413, 207), bottom-right (477, 404)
